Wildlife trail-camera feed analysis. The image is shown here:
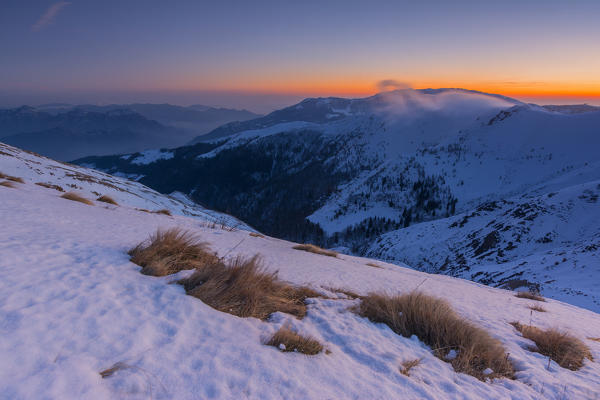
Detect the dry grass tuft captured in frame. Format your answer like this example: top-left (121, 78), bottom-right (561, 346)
top-left (588, 337), bottom-right (600, 343)
top-left (325, 286), bottom-right (362, 300)
top-left (0, 180), bottom-right (16, 188)
top-left (293, 244), bottom-right (338, 258)
top-left (60, 192), bottom-right (94, 205)
top-left (515, 291), bottom-right (545, 302)
top-left (356, 292), bottom-right (514, 380)
top-left (6, 175), bottom-right (24, 183)
top-left (400, 358), bottom-right (422, 376)
top-left (154, 209), bottom-right (172, 216)
top-left (35, 182), bottom-right (65, 192)
top-left (265, 326), bottom-right (323, 355)
top-left (366, 262), bottom-right (383, 268)
top-left (97, 195), bottom-right (118, 205)
top-left (249, 232), bottom-right (265, 238)
top-left (99, 362), bottom-right (130, 378)
top-left (179, 256), bottom-right (319, 320)
top-left (511, 322), bottom-right (592, 370)
top-left (529, 304), bottom-right (547, 312)
top-left (129, 228), bottom-right (218, 276)
top-left (0, 173), bottom-right (24, 183)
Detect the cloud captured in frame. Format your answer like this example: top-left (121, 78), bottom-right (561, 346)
top-left (32, 1), bottom-right (71, 32)
top-left (376, 79), bottom-right (412, 92)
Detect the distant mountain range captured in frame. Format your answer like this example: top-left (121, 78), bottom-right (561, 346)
top-left (74, 88), bottom-right (600, 310)
top-left (0, 104), bottom-right (260, 160)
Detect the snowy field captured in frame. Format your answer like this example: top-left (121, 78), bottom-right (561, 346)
top-left (1, 148), bottom-right (600, 399)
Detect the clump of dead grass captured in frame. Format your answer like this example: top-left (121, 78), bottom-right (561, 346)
top-left (0, 172), bottom-right (24, 183)
top-left (529, 304), bottom-right (547, 312)
top-left (0, 180), bottom-right (16, 188)
top-left (293, 244), bottom-right (338, 258)
top-left (154, 209), bottom-right (172, 216)
top-left (128, 228), bottom-right (218, 276)
top-left (366, 262), bottom-right (382, 268)
top-left (515, 291), bottom-right (545, 302)
top-left (355, 292), bottom-right (514, 380)
top-left (588, 337), bottom-right (600, 343)
top-left (99, 362), bottom-right (130, 378)
top-left (265, 326), bottom-right (323, 355)
top-left (511, 322), bottom-right (592, 370)
top-left (97, 195), bottom-right (118, 205)
top-left (60, 192), bottom-right (94, 205)
top-left (249, 232), bottom-right (265, 238)
top-left (35, 182), bottom-right (65, 192)
top-left (400, 358), bottom-right (422, 376)
top-left (6, 176), bottom-right (24, 183)
top-left (178, 255), bottom-right (320, 320)
top-left (324, 286), bottom-right (362, 300)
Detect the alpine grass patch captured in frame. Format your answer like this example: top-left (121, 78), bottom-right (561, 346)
top-left (128, 228), bottom-right (218, 276)
top-left (35, 182), bottom-right (65, 192)
top-left (0, 173), bottom-right (24, 183)
top-left (0, 180), bottom-right (16, 188)
top-left (178, 256), bottom-right (320, 320)
top-left (60, 192), bottom-right (94, 205)
top-left (355, 292), bottom-right (515, 380)
top-left (293, 244), bottom-right (338, 258)
top-left (511, 322), bottom-right (592, 370)
top-left (515, 291), bottom-right (545, 302)
top-left (154, 209), bottom-right (172, 216)
top-left (97, 195), bottom-right (118, 205)
top-left (265, 326), bottom-right (323, 355)
top-left (400, 358), bottom-right (422, 376)
top-left (529, 304), bottom-right (547, 312)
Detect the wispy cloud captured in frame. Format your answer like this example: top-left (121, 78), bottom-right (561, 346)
top-left (32, 1), bottom-right (71, 32)
top-left (376, 79), bottom-right (412, 92)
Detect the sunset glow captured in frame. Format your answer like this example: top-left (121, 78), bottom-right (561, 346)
top-left (1, 1), bottom-right (600, 111)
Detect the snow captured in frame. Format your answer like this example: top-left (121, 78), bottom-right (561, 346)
top-left (367, 178), bottom-right (600, 312)
top-left (129, 149), bottom-right (174, 165)
top-left (2, 145), bottom-right (600, 399)
top-left (0, 142), bottom-right (246, 228)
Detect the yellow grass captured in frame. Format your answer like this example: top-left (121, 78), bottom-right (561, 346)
top-left (356, 292), bottom-right (515, 380)
top-left (60, 192), bottom-right (94, 205)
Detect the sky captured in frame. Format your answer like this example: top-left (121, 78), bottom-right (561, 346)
top-left (1, 0), bottom-right (599, 112)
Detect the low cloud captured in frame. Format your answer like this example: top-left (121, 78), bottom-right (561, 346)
top-left (376, 79), bottom-right (413, 92)
top-left (32, 1), bottom-right (71, 32)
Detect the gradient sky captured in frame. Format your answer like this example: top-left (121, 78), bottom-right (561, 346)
top-left (1, 0), bottom-right (599, 112)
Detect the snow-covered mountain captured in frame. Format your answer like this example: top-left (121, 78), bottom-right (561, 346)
top-left (0, 104), bottom-right (260, 161)
top-left (2, 143), bottom-right (600, 399)
top-left (0, 141), bottom-right (246, 228)
top-left (74, 88), bottom-right (600, 310)
top-left (366, 177), bottom-right (600, 311)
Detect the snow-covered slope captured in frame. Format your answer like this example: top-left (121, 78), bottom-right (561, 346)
top-left (367, 178), bottom-right (600, 312)
top-left (74, 89), bottom-right (600, 312)
top-left (0, 142), bottom-right (246, 228)
top-left (1, 152), bottom-right (600, 399)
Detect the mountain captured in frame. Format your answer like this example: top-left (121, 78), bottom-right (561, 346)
top-left (74, 103), bottom-right (261, 137)
top-left (0, 107), bottom-right (185, 161)
top-left (0, 141), bottom-right (247, 227)
top-left (74, 88), bottom-right (600, 310)
top-left (0, 104), bottom-right (260, 161)
top-left (2, 142), bottom-right (599, 399)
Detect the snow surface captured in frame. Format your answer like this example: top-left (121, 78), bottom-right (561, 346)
top-left (128, 149), bottom-right (174, 165)
top-left (2, 146), bottom-right (600, 399)
top-left (0, 142), bottom-right (246, 228)
top-left (367, 178), bottom-right (600, 312)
